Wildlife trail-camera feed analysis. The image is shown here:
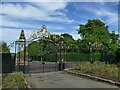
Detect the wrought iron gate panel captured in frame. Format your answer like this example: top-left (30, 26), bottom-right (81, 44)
top-left (27, 61), bottom-right (58, 73)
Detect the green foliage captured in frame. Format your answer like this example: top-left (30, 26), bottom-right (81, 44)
top-left (78, 19), bottom-right (110, 45)
top-left (110, 31), bottom-right (119, 44)
top-left (44, 52), bottom-right (101, 62)
top-left (65, 52), bottom-right (89, 61)
top-left (93, 52), bottom-right (101, 61)
top-left (2, 72), bottom-right (28, 88)
top-left (61, 33), bottom-right (78, 52)
top-left (28, 41), bottom-right (42, 57)
top-left (74, 62), bottom-right (119, 81)
top-left (65, 52), bottom-right (101, 61)
top-left (77, 19), bottom-right (119, 63)
top-left (61, 33), bottom-right (75, 44)
top-left (0, 41), bottom-right (10, 53)
top-left (28, 36), bottom-right (57, 61)
top-left (108, 31), bottom-right (119, 61)
top-left (43, 53), bottom-right (57, 62)
top-left (78, 19), bottom-right (110, 51)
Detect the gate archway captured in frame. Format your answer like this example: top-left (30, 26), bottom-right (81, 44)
top-left (27, 25), bottom-right (67, 73)
top-left (13, 25), bottom-right (67, 74)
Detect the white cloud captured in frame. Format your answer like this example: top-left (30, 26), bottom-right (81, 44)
top-left (1, 2), bottom-right (73, 23)
top-left (70, 26), bottom-right (81, 40)
top-left (2, 16), bottom-right (39, 29)
top-left (2, 15), bottom-right (66, 33)
top-left (1, 1), bottom-right (74, 42)
top-left (71, 33), bottom-right (80, 40)
top-left (84, 4), bottom-right (118, 26)
top-left (30, 2), bottom-right (67, 11)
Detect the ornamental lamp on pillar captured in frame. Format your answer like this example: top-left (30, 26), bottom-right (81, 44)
top-left (19, 30), bottom-right (26, 41)
top-left (17, 29), bottom-right (26, 73)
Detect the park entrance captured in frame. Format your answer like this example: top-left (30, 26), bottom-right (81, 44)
top-left (14, 25), bottom-right (108, 74)
top-left (15, 25), bottom-right (72, 74)
top-left (14, 25), bottom-right (109, 74)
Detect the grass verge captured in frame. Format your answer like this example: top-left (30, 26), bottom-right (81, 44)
top-left (73, 61), bottom-right (120, 82)
top-left (2, 72), bottom-right (29, 89)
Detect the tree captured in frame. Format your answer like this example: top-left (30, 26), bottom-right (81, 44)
top-left (77, 19), bottom-right (109, 62)
top-left (77, 19), bottom-right (119, 63)
top-left (0, 41), bottom-right (10, 53)
top-left (78, 19), bottom-right (110, 51)
top-left (77, 39), bottom-right (88, 53)
top-left (61, 33), bottom-right (78, 52)
top-left (28, 35), bottom-right (58, 61)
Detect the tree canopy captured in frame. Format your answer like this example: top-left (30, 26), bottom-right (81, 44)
top-left (78, 19), bottom-right (110, 50)
top-left (77, 19), bottom-right (119, 63)
top-left (0, 41), bottom-right (10, 53)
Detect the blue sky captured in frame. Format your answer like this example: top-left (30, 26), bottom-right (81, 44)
top-left (0, 1), bottom-right (118, 52)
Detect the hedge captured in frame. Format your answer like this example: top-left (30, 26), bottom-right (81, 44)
top-left (64, 52), bottom-right (101, 61)
top-left (42, 52), bottom-right (101, 62)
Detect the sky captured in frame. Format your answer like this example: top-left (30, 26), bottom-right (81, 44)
top-left (0, 0), bottom-right (119, 53)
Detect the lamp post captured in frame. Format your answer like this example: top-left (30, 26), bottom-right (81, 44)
top-left (57, 36), bottom-right (66, 71)
top-left (15, 30), bottom-right (26, 73)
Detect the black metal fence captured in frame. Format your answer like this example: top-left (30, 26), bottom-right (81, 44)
top-left (26, 61), bottom-right (58, 73)
top-left (2, 53), bottom-right (16, 73)
top-left (25, 60), bottom-right (84, 74)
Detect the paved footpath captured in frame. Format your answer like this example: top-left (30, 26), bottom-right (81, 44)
top-left (26, 71), bottom-right (119, 88)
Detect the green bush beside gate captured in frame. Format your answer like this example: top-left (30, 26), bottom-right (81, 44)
top-left (2, 72), bottom-right (28, 88)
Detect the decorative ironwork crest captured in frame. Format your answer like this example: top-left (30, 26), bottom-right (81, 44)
top-left (29, 25), bottom-right (50, 41)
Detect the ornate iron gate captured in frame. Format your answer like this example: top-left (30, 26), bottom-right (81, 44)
top-left (13, 25), bottom-right (70, 74)
top-left (26, 25), bottom-right (67, 74)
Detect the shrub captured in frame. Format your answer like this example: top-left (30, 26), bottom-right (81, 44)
top-left (2, 72), bottom-right (28, 89)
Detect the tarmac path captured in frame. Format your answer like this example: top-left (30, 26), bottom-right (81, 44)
top-left (26, 71), bottom-right (119, 88)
